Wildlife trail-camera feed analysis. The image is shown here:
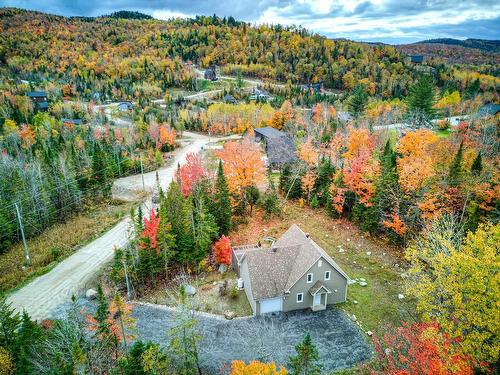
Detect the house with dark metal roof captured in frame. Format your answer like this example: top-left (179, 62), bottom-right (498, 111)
top-left (223, 94), bottom-right (237, 104)
top-left (477, 103), bottom-right (500, 118)
top-left (27, 91), bottom-right (48, 112)
top-left (254, 127), bottom-right (297, 167)
top-left (232, 224), bottom-right (349, 315)
top-left (204, 65), bottom-right (217, 81)
top-left (410, 55), bottom-right (424, 64)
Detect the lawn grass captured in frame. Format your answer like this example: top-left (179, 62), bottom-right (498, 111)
top-left (0, 200), bottom-right (133, 295)
top-left (436, 128), bottom-right (453, 138)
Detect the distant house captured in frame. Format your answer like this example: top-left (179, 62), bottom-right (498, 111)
top-left (27, 91), bottom-right (48, 112)
top-left (249, 88), bottom-right (270, 102)
top-left (232, 224), bottom-right (350, 315)
top-left (204, 65), bottom-right (217, 81)
top-left (223, 94), bottom-right (237, 104)
top-left (254, 127), bottom-right (297, 167)
top-left (337, 111), bottom-right (352, 123)
top-left (477, 103), bottom-right (500, 118)
top-left (300, 82), bottom-right (323, 94)
top-left (117, 101), bottom-right (133, 111)
top-left (61, 118), bottom-right (83, 125)
top-left (410, 55), bottom-right (424, 64)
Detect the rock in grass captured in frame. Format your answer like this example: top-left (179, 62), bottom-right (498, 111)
top-left (86, 288), bottom-right (97, 300)
top-left (398, 293), bottom-right (405, 300)
top-left (359, 281), bottom-right (368, 287)
top-left (185, 285), bottom-right (196, 296)
top-left (224, 311), bottom-right (236, 320)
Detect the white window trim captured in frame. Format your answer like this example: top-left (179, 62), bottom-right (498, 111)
top-left (306, 273), bottom-right (313, 283)
top-left (325, 271), bottom-right (331, 281)
top-left (296, 293), bottom-right (304, 303)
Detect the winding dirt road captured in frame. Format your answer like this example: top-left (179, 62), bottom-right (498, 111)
top-left (6, 131), bottom-right (236, 320)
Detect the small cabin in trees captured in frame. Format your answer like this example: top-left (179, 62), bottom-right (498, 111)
top-left (117, 101), bottom-right (133, 111)
top-left (204, 65), bottom-right (217, 81)
top-left (232, 224), bottom-right (349, 315)
top-left (249, 88), bottom-right (270, 102)
top-left (27, 91), bottom-right (48, 112)
top-left (223, 94), bottom-right (237, 104)
top-left (410, 55), bottom-right (424, 64)
top-left (300, 82), bottom-right (323, 94)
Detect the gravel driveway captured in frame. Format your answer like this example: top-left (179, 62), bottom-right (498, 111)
top-left (133, 303), bottom-right (372, 373)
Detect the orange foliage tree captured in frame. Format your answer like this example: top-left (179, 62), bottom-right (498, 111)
top-left (212, 235), bottom-right (231, 265)
top-left (230, 360), bottom-right (288, 375)
top-left (215, 138), bottom-right (265, 210)
top-left (342, 128), bottom-right (379, 205)
top-left (397, 129), bottom-right (438, 194)
top-left (371, 321), bottom-right (473, 375)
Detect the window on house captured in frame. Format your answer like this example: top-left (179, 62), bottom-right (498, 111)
top-left (297, 293), bottom-right (303, 303)
top-left (307, 273), bottom-right (313, 283)
top-left (318, 260), bottom-right (322, 267)
top-left (325, 271), bottom-right (331, 280)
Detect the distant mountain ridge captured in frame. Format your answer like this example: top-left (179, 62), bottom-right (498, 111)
top-left (415, 38), bottom-right (500, 53)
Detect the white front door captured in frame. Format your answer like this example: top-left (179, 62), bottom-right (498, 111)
top-left (260, 297), bottom-right (282, 314)
top-left (313, 293), bottom-right (321, 305)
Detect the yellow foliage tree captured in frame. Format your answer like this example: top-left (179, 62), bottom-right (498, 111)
top-left (405, 222), bottom-right (500, 364)
top-left (230, 360), bottom-right (288, 375)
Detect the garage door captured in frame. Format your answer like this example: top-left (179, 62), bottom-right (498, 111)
top-left (260, 297), bottom-right (282, 314)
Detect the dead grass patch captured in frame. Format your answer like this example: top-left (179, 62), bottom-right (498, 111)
top-left (1, 200), bottom-right (133, 295)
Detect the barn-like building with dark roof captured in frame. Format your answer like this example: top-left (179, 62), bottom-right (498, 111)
top-left (254, 127), bottom-right (297, 168)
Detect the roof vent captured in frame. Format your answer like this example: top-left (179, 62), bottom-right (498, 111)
top-left (272, 247), bottom-right (277, 253)
top-left (305, 233), bottom-right (310, 238)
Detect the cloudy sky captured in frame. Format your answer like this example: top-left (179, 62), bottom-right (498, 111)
top-left (3, 0), bottom-right (500, 44)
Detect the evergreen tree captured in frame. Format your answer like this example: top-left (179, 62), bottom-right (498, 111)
top-left (348, 84), bottom-right (368, 119)
top-left (280, 164), bottom-right (303, 199)
top-left (245, 185), bottom-right (260, 215)
top-left (94, 285), bottom-right (113, 345)
top-left (407, 75), bottom-right (436, 117)
top-left (449, 141), bottom-right (464, 187)
top-left (164, 182), bottom-right (194, 263)
top-left (288, 333), bottom-right (322, 375)
top-left (471, 151), bottom-right (482, 176)
top-left (212, 160), bottom-right (232, 235)
top-left (314, 158), bottom-right (334, 206)
top-left (192, 193), bottom-right (218, 262)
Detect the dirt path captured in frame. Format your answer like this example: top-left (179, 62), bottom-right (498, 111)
top-left (6, 131), bottom-right (236, 321)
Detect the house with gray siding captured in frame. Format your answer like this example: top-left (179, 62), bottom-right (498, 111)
top-left (232, 224), bottom-right (349, 315)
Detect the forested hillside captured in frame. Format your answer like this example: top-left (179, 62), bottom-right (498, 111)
top-left (2, 7), bottom-right (496, 101)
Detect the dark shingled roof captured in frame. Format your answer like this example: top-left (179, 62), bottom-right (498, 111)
top-left (477, 103), bottom-right (500, 117)
top-left (238, 224), bottom-right (349, 301)
top-left (254, 127), bottom-right (286, 139)
top-left (266, 136), bottom-right (297, 165)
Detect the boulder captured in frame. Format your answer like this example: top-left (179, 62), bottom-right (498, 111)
top-left (359, 278), bottom-right (366, 282)
top-left (366, 251), bottom-right (371, 256)
top-left (353, 300), bottom-right (358, 304)
top-left (185, 285), bottom-right (196, 296)
top-left (86, 288), bottom-right (98, 300)
top-left (218, 264), bottom-right (228, 274)
top-left (398, 293), bottom-right (405, 300)
top-left (359, 281), bottom-right (368, 287)
top-left (224, 311), bottom-right (236, 320)
top-left (366, 331), bottom-right (373, 336)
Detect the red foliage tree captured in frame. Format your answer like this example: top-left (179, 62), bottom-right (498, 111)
top-left (139, 209), bottom-right (160, 253)
top-left (178, 152), bottom-right (206, 196)
top-left (371, 321), bottom-right (473, 375)
top-left (212, 235), bottom-right (231, 265)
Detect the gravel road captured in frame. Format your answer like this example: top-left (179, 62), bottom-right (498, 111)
top-left (6, 131), bottom-right (235, 321)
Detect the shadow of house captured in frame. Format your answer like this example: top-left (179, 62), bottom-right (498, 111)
top-left (27, 91), bottom-right (48, 112)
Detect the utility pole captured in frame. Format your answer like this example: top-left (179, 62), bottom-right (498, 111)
top-left (140, 155), bottom-right (145, 191)
top-left (15, 203), bottom-right (31, 267)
